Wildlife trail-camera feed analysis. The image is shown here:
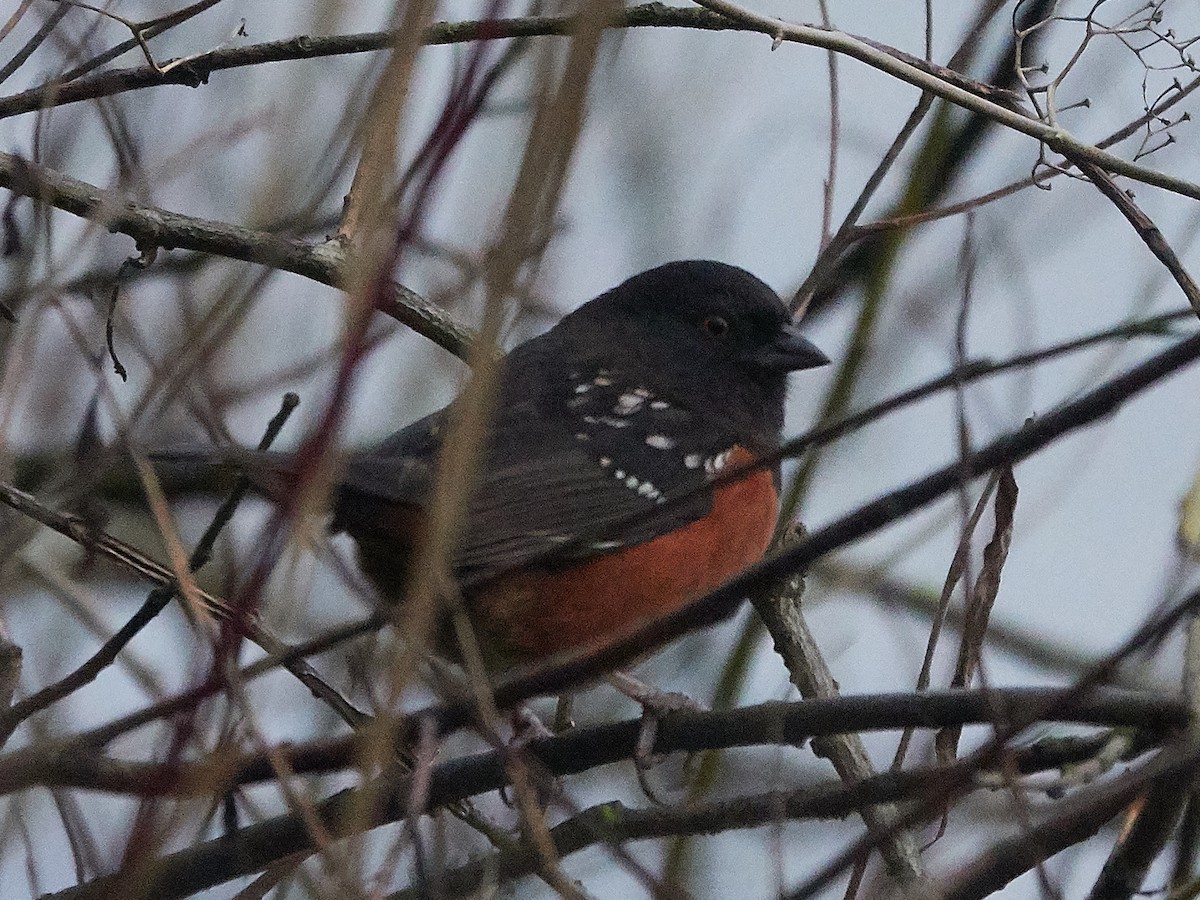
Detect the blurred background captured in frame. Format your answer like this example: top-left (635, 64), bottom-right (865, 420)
top-left (1, 1), bottom-right (1199, 896)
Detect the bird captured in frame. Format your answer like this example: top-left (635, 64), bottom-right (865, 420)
top-left (172, 260), bottom-right (828, 667)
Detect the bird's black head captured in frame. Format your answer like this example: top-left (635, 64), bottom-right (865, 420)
top-left (555, 260), bottom-right (829, 446)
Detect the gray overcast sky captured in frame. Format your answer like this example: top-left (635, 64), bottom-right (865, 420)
top-left (1, 2), bottom-right (1199, 896)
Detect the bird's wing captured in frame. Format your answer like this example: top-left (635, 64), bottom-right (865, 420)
top-left (453, 369), bottom-right (743, 584)
top-left (332, 369), bottom-right (753, 586)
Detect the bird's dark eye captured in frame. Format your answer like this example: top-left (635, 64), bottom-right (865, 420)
top-left (702, 316), bottom-right (730, 338)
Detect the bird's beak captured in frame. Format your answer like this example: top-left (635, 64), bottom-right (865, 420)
top-left (753, 322), bottom-right (830, 372)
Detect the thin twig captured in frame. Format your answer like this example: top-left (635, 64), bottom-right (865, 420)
top-left (0, 392), bottom-right (301, 743)
top-left (689, 0), bottom-right (1200, 202)
top-left (0, 476), bottom-right (367, 731)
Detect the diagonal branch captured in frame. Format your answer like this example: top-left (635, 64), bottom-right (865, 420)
top-left (0, 151), bottom-right (476, 357)
top-left (688, 0), bottom-right (1200, 202)
top-left (3, 4), bottom-right (1197, 202)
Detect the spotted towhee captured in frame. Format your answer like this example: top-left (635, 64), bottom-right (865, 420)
top-left (175, 261), bottom-right (828, 664)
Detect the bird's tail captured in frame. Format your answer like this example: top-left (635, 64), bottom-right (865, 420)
top-left (149, 447), bottom-right (298, 500)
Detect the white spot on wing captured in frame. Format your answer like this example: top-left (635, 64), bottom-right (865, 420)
top-left (645, 434), bottom-right (675, 450)
top-left (705, 451), bottom-right (732, 476)
top-left (613, 393), bottom-right (644, 415)
top-left (684, 453), bottom-right (703, 469)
